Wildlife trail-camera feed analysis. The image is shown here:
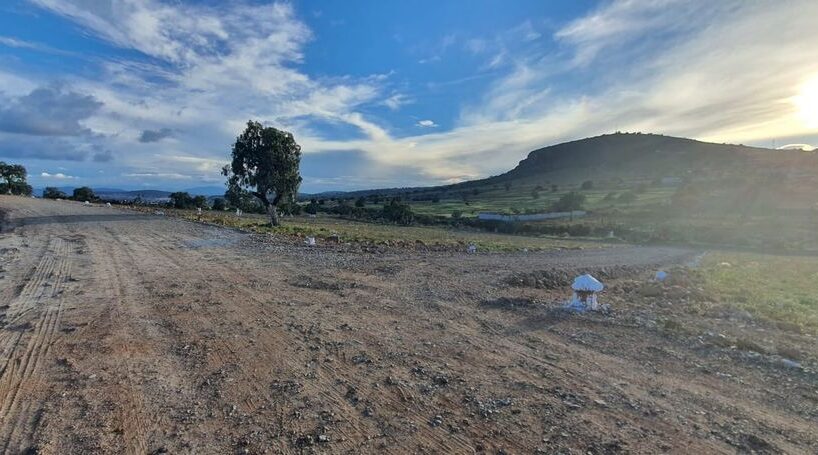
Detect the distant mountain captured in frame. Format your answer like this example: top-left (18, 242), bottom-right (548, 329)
top-left (95, 189), bottom-right (171, 202)
top-left (184, 186), bottom-right (226, 196)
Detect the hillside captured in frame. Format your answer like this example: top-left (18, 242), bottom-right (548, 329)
top-left (490, 132), bottom-right (817, 183)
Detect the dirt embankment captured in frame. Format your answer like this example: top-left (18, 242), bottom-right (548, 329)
top-left (0, 195), bottom-right (815, 454)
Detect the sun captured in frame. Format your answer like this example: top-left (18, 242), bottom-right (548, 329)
top-left (794, 76), bottom-right (818, 129)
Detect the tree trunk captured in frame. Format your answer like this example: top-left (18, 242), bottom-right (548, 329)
top-left (266, 203), bottom-right (279, 226)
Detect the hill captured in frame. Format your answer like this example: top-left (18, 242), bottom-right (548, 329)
top-left (309, 133), bottom-right (817, 200)
top-left (491, 132), bottom-right (815, 183)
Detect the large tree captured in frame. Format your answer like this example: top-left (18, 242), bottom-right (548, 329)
top-left (0, 161), bottom-right (31, 196)
top-left (43, 187), bottom-right (67, 199)
top-left (222, 121), bottom-right (302, 226)
top-left (72, 186), bottom-right (96, 202)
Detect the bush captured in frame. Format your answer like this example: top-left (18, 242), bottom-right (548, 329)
top-left (169, 192), bottom-right (194, 209)
top-left (43, 187), bottom-right (67, 199)
top-left (551, 191), bottom-right (586, 212)
top-left (355, 197), bottom-right (366, 208)
top-left (581, 180), bottom-right (593, 190)
top-left (382, 200), bottom-right (414, 224)
top-left (212, 198), bottom-right (227, 210)
top-left (73, 186), bottom-right (96, 202)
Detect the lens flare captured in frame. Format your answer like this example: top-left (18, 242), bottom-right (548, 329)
top-left (795, 76), bottom-right (818, 129)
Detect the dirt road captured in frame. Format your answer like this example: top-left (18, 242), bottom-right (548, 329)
top-left (0, 196), bottom-right (815, 454)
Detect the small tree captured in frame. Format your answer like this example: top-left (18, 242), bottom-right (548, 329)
top-left (72, 186), bottom-right (96, 202)
top-left (192, 195), bottom-right (208, 209)
top-left (552, 191), bottom-right (586, 212)
top-left (504, 182), bottom-right (512, 191)
top-left (0, 162), bottom-right (31, 195)
top-left (222, 120), bottom-right (302, 226)
top-left (531, 188), bottom-right (540, 199)
top-left (382, 199), bottom-right (413, 224)
top-left (305, 200), bottom-right (319, 214)
top-left (43, 187), bottom-right (67, 199)
top-left (355, 196), bottom-right (366, 208)
top-left (551, 184), bottom-right (558, 192)
top-left (212, 198), bottom-right (227, 211)
top-left (581, 180), bottom-right (594, 190)
top-left (169, 192), bottom-right (194, 209)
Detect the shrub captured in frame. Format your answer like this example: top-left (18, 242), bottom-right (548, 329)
top-left (43, 187), bottom-right (67, 199)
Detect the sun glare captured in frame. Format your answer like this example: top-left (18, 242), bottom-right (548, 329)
top-left (795, 76), bottom-right (818, 129)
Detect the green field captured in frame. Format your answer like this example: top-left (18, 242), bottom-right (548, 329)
top-left (701, 252), bottom-right (818, 333)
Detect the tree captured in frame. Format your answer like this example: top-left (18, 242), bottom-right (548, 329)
top-left (551, 184), bottom-right (559, 192)
top-left (212, 198), bottom-right (227, 211)
top-left (355, 196), bottom-right (366, 208)
top-left (504, 182), bottom-right (512, 191)
top-left (192, 195), bottom-right (208, 209)
top-left (382, 199), bottom-right (414, 224)
top-left (581, 180), bottom-right (594, 190)
top-left (305, 200), bottom-right (319, 214)
top-left (0, 162), bottom-right (31, 195)
top-left (169, 192), bottom-right (194, 209)
top-left (72, 186), bottom-right (96, 202)
top-left (531, 188), bottom-right (540, 199)
top-left (551, 191), bottom-right (586, 212)
top-left (43, 187), bottom-right (67, 199)
top-left (222, 120), bottom-right (302, 226)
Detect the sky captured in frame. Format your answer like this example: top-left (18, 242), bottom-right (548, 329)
top-left (1, 0), bottom-right (818, 193)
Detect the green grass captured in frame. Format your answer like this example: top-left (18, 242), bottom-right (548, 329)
top-left (354, 181), bottom-right (674, 218)
top-left (150, 207), bottom-right (600, 252)
top-left (701, 252), bottom-right (818, 333)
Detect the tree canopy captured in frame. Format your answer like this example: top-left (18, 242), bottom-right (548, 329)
top-left (0, 162), bottom-right (32, 196)
top-left (72, 186), bottom-right (96, 202)
top-left (43, 187), bottom-right (67, 199)
top-left (222, 120), bottom-right (302, 226)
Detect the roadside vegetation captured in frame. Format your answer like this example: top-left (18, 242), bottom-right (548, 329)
top-left (700, 252), bottom-right (818, 333)
top-left (139, 206), bottom-right (596, 252)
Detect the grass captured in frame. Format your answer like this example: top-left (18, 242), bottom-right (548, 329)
top-left (353, 181), bottom-right (673, 218)
top-left (701, 252), bottom-right (818, 333)
top-left (146, 207), bottom-right (601, 252)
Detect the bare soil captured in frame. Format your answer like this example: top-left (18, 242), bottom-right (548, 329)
top-left (0, 196), bottom-right (815, 454)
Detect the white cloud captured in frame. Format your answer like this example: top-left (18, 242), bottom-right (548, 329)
top-left (383, 93), bottom-right (412, 110)
top-left (13, 0), bottom-right (818, 190)
top-left (41, 171), bottom-right (76, 179)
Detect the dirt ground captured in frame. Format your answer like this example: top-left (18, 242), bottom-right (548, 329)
top-left (0, 196), bottom-right (815, 454)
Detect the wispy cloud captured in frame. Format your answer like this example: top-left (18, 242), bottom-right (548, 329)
top-left (5, 0), bottom-right (818, 191)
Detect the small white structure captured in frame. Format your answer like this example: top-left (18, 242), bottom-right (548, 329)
top-left (105, 202), bottom-right (112, 207)
top-left (655, 270), bottom-right (668, 282)
top-left (467, 243), bottom-right (477, 254)
top-left (568, 274), bottom-right (604, 311)
top-left (236, 208), bottom-right (243, 216)
top-left (84, 200), bottom-right (91, 205)
top-left (305, 236), bottom-right (316, 246)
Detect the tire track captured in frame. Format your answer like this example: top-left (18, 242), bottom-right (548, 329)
top-left (0, 237), bottom-right (70, 453)
top-left (93, 226), bottom-right (151, 455)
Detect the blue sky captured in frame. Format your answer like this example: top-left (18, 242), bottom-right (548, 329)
top-left (1, 0), bottom-right (817, 193)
